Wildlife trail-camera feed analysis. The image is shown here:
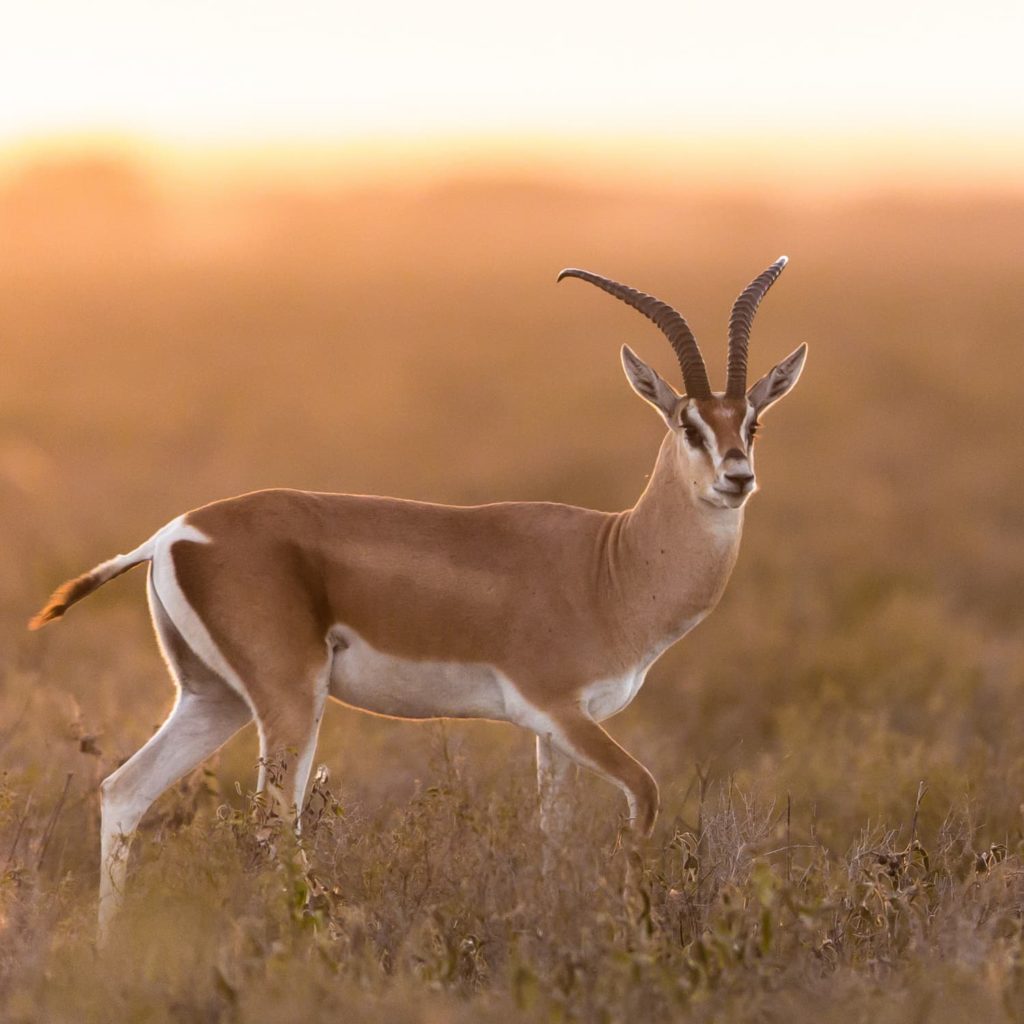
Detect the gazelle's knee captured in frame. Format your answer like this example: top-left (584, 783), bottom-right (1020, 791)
top-left (99, 769), bottom-right (147, 844)
top-left (99, 771), bottom-right (123, 827)
top-left (100, 769), bottom-right (126, 819)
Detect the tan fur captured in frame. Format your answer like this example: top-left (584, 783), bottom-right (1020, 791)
top-left (30, 424), bottom-right (747, 858)
top-left (172, 431), bottom-right (742, 781)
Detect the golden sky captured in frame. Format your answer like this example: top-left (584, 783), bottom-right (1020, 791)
top-left (2, 0), bottom-right (1022, 182)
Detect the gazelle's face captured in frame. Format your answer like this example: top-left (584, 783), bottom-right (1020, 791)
top-left (672, 396), bottom-right (758, 510)
top-left (618, 340), bottom-right (807, 513)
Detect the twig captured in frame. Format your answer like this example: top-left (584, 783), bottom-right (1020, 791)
top-left (694, 760), bottom-right (711, 845)
top-left (910, 780), bottom-right (928, 847)
top-left (763, 843), bottom-right (819, 858)
top-left (786, 793), bottom-right (792, 882)
top-left (36, 773), bottom-right (73, 871)
top-left (4, 790), bottom-right (34, 869)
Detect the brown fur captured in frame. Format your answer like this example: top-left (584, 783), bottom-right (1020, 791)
top-left (691, 397), bottom-right (751, 453)
top-left (170, 432), bottom-right (742, 767)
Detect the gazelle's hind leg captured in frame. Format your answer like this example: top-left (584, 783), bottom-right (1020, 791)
top-left (98, 579), bottom-right (251, 940)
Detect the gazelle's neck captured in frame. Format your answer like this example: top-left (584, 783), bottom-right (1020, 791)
top-left (612, 433), bottom-right (744, 645)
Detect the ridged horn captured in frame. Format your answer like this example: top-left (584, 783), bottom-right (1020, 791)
top-left (725, 256), bottom-right (788, 398)
top-left (557, 268), bottom-right (712, 400)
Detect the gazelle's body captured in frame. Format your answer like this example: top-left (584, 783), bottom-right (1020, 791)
top-left (30, 258), bottom-right (806, 937)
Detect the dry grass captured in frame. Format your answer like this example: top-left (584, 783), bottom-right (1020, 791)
top-left (0, 155), bottom-right (1023, 1021)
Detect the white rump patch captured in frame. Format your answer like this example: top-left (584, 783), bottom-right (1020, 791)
top-left (148, 516), bottom-right (257, 714)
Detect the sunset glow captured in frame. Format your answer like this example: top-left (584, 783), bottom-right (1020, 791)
top-left (2, 0), bottom-right (1021, 185)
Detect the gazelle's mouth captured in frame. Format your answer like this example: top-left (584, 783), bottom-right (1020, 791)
top-left (710, 486), bottom-right (753, 509)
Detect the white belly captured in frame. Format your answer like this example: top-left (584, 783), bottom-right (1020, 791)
top-left (326, 626), bottom-right (668, 728)
top-left (327, 624), bottom-right (510, 721)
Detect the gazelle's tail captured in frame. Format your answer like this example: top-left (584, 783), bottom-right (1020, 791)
top-left (28, 537), bottom-right (157, 630)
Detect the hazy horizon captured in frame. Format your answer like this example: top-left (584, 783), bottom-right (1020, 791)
top-left (2, 130), bottom-right (1022, 201)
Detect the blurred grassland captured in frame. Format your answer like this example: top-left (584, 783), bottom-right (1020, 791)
top-left (0, 154), bottom-right (1023, 1021)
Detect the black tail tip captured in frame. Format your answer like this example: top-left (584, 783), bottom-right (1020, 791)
top-left (28, 604), bottom-right (66, 631)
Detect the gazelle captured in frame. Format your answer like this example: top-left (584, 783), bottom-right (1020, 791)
top-left (30, 257), bottom-right (806, 934)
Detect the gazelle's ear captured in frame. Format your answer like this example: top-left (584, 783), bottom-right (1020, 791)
top-left (747, 344), bottom-right (807, 415)
top-left (621, 345), bottom-right (679, 422)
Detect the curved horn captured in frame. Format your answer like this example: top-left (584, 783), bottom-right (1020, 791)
top-left (725, 256), bottom-right (788, 398)
top-left (557, 268), bottom-right (712, 400)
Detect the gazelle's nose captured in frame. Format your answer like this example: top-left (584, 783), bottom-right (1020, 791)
top-left (725, 471), bottom-right (754, 491)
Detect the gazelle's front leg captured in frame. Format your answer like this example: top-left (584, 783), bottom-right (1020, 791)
top-left (253, 665), bottom-right (329, 823)
top-left (540, 710), bottom-right (660, 837)
top-left (536, 734), bottom-right (577, 840)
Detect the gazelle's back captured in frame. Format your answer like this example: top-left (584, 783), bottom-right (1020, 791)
top-left (174, 488), bottom-right (628, 695)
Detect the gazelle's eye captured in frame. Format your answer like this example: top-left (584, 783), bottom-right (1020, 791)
top-left (748, 422), bottom-right (761, 444)
top-left (684, 424), bottom-right (705, 449)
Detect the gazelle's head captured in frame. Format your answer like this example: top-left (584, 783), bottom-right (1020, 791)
top-left (559, 257), bottom-right (807, 511)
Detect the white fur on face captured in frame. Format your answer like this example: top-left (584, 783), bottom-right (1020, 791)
top-left (681, 400), bottom-right (758, 511)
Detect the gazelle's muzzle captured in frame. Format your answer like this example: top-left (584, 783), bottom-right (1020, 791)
top-left (714, 453), bottom-right (756, 504)
top-left (722, 469), bottom-right (754, 494)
